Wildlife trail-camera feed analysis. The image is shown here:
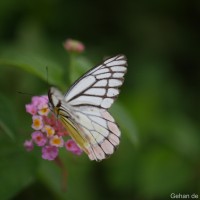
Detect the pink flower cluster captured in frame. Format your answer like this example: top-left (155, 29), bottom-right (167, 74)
top-left (63, 38), bottom-right (85, 53)
top-left (24, 96), bottom-right (82, 160)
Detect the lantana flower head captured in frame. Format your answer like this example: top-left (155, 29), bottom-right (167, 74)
top-left (63, 38), bottom-right (85, 53)
top-left (24, 95), bottom-right (82, 161)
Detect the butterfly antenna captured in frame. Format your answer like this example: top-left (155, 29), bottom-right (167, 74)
top-left (46, 66), bottom-right (49, 86)
top-left (17, 91), bottom-right (48, 101)
top-left (17, 91), bottom-right (34, 96)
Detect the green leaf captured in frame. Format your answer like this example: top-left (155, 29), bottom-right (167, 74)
top-left (0, 50), bottom-right (65, 88)
top-left (0, 120), bottom-right (15, 140)
top-left (110, 102), bottom-right (138, 146)
top-left (0, 94), bottom-right (17, 140)
top-left (0, 134), bottom-right (38, 200)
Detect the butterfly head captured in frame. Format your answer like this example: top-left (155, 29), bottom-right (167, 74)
top-left (48, 87), bottom-right (63, 116)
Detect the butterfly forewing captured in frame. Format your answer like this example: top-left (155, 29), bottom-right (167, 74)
top-left (64, 55), bottom-right (127, 109)
top-left (48, 55), bottom-right (127, 161)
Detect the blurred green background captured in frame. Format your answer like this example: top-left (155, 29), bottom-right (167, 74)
top-left (0, 0), bottom-right (200, 199)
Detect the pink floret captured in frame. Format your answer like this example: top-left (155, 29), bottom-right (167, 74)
top-left (24, 140), bottom-right (34, 151)
top-left (42, 146), bottom-right (58, 160)
top-left (25, 104), bottom-right (37, 115)
top-left (32, 131), bottom-right (47, 146)
top-left (65, 139), bottom-right (82, 155)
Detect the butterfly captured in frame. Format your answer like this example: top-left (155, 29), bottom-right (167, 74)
top-left (48, 55), bottom-right (127, 161)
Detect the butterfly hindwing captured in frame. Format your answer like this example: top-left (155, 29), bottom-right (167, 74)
top-left (55, 100), bottom-right (121, 161)
top-left (68, 106), bottom-right (120, 161)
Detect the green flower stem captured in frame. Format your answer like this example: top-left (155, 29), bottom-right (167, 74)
top-left (68, 52), bottom-right (78, 84)
top-left (54, 156), bottom-right (67, 191)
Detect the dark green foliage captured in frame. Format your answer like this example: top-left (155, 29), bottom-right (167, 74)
top-left (0, 0), bottom-right (199, 199)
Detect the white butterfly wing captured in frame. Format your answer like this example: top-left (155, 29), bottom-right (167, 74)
top-left (64, 55), bottom-right (127, 109)
top-left (70, 106), bottom-right (121, 161)
top-left (49, 55), bottom-right (127, 161)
